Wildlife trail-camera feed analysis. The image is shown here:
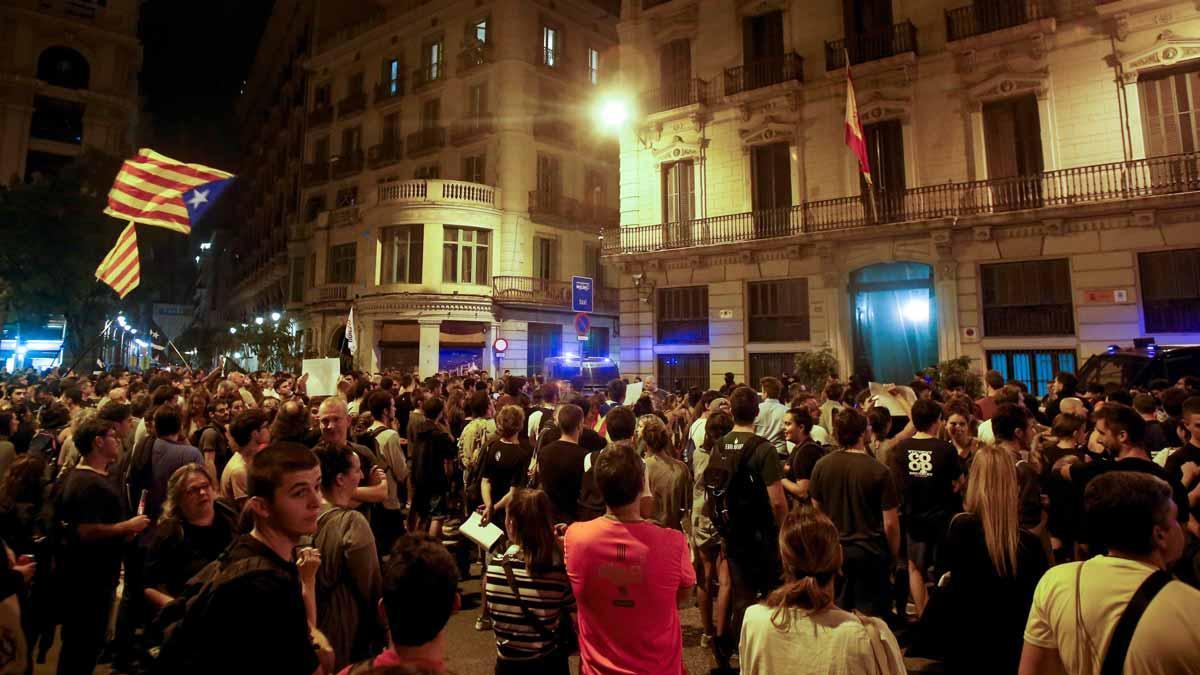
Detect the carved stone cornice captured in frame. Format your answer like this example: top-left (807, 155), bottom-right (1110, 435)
top-left (650, 133), bottom-right (706, 164)
top-left (965, 66), bottom-right (1050, 103)
top-left (1119, 30), bottom-right (1200, 83)
top-left (354, 292), bottom-right (494, 318)
top-left (947, 17), bottom-right (1056, 73)
top-left (857, 90), bottom-right (914, 124)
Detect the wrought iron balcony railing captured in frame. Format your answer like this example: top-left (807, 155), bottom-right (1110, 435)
top-left (458, 42), bottom-right (494, 74)
top-left (336, 91), bottom-right (367, 117)
top-left (723, 52), bottom-right (804, 96)
top-left (374, 80), bottom-right (404, 105)
top-left (494, 276), bottom-right (619, 312)
top-left (530, 191), bottom-right (619, 229)
top-left (825, 21), bottom-right (918, 71)
top-left (367, 142), bottom-right (403, 168)
top-left (602, 152), bottom-right (1200, 255)
top-left (331, 151), bottom-right (363, 178)
top-left (412, 63), bottom-right (443, 91)
top-left (946, 0), bottom-right (1048, 42)
top-left (406, 126), bottom-right (447, 157)
top-left (642, 78), bottom-right (710, 115)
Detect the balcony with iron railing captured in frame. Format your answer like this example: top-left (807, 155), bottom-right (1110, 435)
top-left (367, 141), bottom-right (403, 169)
top-left (493, 276), bottom-right (619, 313)
top-left (458, 42), bottom-right (494, 74)
top-left (318, 285), bottom-right (350, 302)
top-left (724, 53), bottom-right (804, 97)
top-left (825, 21), bottom-right (918, 71)
top-left (374, 80), bottom-right (405, 106)
top-left (533, 118), bottom-right (575, 147)
top-left (602, 152), bottom-right (1200, 255)
top-left (377, 179), bottom-right (498, 209)
top-left (331, 151), bottom-right (364, 179)
top-left (642, 78), bottom-right (711, 115)
top-left (946, 0), bottom-right (1048, 42)
top-left (302, 162), bottom-right (331, 187)
top-left (529, 191), bottom-right (619, 230)
top-left (412, 63), bottom-right (444, 92)
top-left (407, 126), bottom-right (447, 157)
top-left (450, 114), bottom-right (495, 146)
top-left (326, 205), bottom-right (359, 227)
top-left (337, 91), bottom-right (367, 118)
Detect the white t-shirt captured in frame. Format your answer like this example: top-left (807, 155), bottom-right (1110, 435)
top-left (977, 418), bottom-right (995, 445)
top-left (811, 424), bottom-right (830, 445)
top-left (1024, 555), bottom-right (1200, 675)
top-left (688, 417), bottom-right (707, 452)
top-left (739, 604), bottom-right (904, 675)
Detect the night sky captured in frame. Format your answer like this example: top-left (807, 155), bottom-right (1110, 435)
top-left (138, 0), bottom-right (274, 170)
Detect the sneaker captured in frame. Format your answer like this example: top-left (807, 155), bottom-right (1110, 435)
top-left (701, 633), bottom-right (713, 648)
top-left (474, 615), bottom-right (493, 631)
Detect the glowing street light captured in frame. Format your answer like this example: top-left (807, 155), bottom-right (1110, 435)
top-left (270, 311), bottom-right (282, 322)
top-left (229, 326), bottom-right (238, 335)
top-left (255, 316), bottom-right (264, 325)
top-left (596, 97), bottom-right (631, 131)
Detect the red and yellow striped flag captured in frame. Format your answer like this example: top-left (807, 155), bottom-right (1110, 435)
top-left (95, 222), bottom-right (140, 299)
top-left (103, 148), bottom-right (234, 235)
top-left (844, 65), bottom-right (873, 187)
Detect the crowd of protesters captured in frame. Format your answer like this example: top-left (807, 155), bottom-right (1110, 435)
top-left (0, 362), bottom-right (1198, 674)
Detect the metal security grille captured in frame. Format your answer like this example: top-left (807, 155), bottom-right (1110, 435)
top-left (1139, 248), bottom-right (1200, 333)
top-left (980, 259), bottom-right (1073, 336)
top-left (657, 286), bottom-right (708, 345)
top-left (986, 349), bottom-right (1076, 398)
top-left (657, 353), bottom-right (709, 393)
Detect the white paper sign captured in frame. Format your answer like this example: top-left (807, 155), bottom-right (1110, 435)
top-left (868, 382), bottom-right (917, 417)
top-left (623, 381), bottom-right (644, 406)
top-left (302, 358), bottom-right (341, 397)
top-left (461, 512), bottom-right (506, 551)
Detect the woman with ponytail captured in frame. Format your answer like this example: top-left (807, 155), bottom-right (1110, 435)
top-left (937, 444), bottom-right (1048, 674)
top-left (739, 505), bottom-right (905, 674)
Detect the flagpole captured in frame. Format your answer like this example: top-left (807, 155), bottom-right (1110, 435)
top-left (845, 51), bottom-right (879, 225)
top-left (167, 338), bottom-right (189, 367)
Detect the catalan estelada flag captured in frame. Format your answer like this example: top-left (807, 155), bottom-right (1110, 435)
top-left (103, 148), bottom-right (235, 235)
top-left (95, 222), bottom-right (140, 299)
top-left (844, 65), bottom-right (872, 187)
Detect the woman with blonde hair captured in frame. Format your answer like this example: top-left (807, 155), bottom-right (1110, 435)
top-left (936, 445), bottom-right (1048, 674)
top-left (739, 505), bottom-right (905, 675)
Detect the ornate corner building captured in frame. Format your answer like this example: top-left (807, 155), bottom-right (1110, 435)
top-left (269, 0), bottom-right (621, 376)
top-left (607, 0), bottom-right (1200, 396)
top-left (0, 0), bottom-right (140, 184)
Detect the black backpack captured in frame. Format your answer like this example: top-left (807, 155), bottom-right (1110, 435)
top-left (701, 433), bottom-right (772, 541)
top-left (151, 552), bottom-right (274, 674)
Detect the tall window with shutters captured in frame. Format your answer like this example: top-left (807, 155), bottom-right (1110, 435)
top-left (537, 154), bottom-right (562, 211)
top-left (748, 279), bottom-right (810, 342)
top-left (751, 142), bottom-right (792, 237)
top-left (863, 119), bottom-right (905, 222)
top-left (533, 236), bottom-right (555, 280)
top-left (443, 226), bottom-right (490, 284)
top-left (326, 243), bottom-right (356, 284)
top-left (657, 286), bottom-right (709, 345)
top-left (980, 259), bottom-right (1074, 336)
top-left (1138, 66), bottom-right (1200, 192)
top-left (983, 95), bottom-right (1044, 210)
top-left (659, 39), bottom-right (691, 110)
top-left (662, 159), bottom-right (695, 246)
top-left (1139, 248), bottom-right (1200, 332)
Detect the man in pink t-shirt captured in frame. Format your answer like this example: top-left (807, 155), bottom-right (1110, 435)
top-left (565, 442), bottom-right (696, 675)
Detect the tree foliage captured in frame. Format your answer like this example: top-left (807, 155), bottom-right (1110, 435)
top-left (0, 150), bottom-right (126, 366)
top-left (794, 347), bottom-right (841, 394)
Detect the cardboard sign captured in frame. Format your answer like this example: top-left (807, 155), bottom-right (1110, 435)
top-left (868, 382), bottom-right (917, 417)
top-left (302, 358), bottom-right (341, 397)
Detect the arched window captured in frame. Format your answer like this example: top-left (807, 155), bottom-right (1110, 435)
top-left (37, 47), bottom-right (90, 89)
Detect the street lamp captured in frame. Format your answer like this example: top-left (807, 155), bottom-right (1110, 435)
top-left (270, 311), bottom-right (282, 322)
top-left (255, 316), bottom-right (264, 325)
top-left (229, 326), bottom-right (238, 335)
top-left (595, 96), bottom-right (631, 131)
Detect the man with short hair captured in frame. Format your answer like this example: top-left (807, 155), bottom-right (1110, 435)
top-left (1062, 403), bottom-right (1190, 532)
top-left (150, 404), bottom-right (206, 524)
top-left (710, 386), bottom-right (788, 668)
top-left (527, 382), bottom-right (559, 443)
top-left (978, 385), bottom-right (1023, 445)
top-left (407, 397), bottom-right (457, 538)
top-left (339, 535), bottom-right (459, 674)
top-left (976, 369), bottom-right (1005, 421)
top-left (156, 442), bottom-right (326, 674)
top-left (365, 389), bottom-right (409, 554)
top-left (535, 403), bottom-right (590, 524)
top-left (458, 390), bottom-right (497, 510)
top-left (600, 378), bottom-right (626, 416)
top-left (317, 397), bottom-right (388, 509)
top-left (222, 408), bottom-right (271, 505)
top-left (1134, 394), bottom-right (1171, 454)
top-left (809, 407), bottom-right (900, 619)
top-left (565, 443), bottom-right (695, 675)
top-left (992, 403), bottom-right (1046, 533)
top-left (1020, 472), bottom-right (1199, 674)
top-left (819, 381), bottom-right (845, 436)
top-left (888, 398), bottom-right (962, 617)
top-left (643, 375), bottom-right (666, 409)
top-left (55, 418), bottom-right (150, 675)
top-left (1164, 397), bottom-right (1200, 518)
top-left (753, 377), bottom-right (788, 458)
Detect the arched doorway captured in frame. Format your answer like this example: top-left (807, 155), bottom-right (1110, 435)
top-left (850, 262), bottom-right (938, 385)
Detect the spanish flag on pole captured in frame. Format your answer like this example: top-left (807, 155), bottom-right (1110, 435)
top-left (844, 63), bottom-right (873, 187)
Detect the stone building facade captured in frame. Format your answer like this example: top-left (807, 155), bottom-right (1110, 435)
top-left (285, 0), bottom-right (621, 376)
top-left (0, 0), bottom-right (140, 184)
top-left (606, 0), bottom-right (1200, 395)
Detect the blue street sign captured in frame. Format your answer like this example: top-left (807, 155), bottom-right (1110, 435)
top-left (574, 312), bottom-right (591, 336)
top-left (571, 275), bottom-right (594, 313)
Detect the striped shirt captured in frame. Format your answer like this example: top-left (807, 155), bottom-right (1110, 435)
top-left (486, 545), bottom-right (575, 661)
